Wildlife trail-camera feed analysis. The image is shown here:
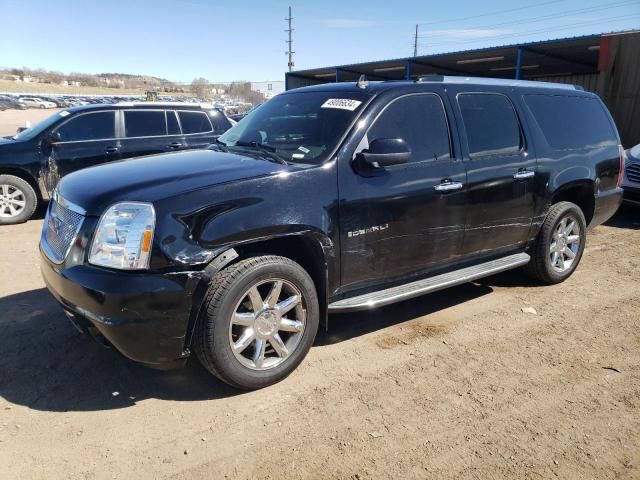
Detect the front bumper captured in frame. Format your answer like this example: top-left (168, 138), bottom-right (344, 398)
top-left (40, 249), bottom-right (202, 369)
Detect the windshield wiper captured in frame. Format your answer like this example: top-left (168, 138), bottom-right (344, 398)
top-left (235, 141), bottom-right (288, 165)
top-left (214, 138), bottom-right (228, 152)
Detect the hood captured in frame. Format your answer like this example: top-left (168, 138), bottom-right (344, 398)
top-left (58, 149), bottom-right (288, 215)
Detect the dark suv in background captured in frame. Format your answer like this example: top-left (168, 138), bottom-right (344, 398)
top-left (0, 102), bottom-right (233, 224)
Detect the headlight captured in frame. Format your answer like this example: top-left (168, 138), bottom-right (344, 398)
top-left (89, 202), bottom-right (155, 270)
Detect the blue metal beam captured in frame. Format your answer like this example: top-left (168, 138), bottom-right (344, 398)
top-left (406, 60), bottom-right (412, 80)
top-left (515, 47), bottom-right (523, 80)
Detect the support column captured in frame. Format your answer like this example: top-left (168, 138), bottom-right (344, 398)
top-left (515, 47), bottom-right (523, 80)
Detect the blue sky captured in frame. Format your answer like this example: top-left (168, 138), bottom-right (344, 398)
top-left (1, 0), bottom-right (638, 83)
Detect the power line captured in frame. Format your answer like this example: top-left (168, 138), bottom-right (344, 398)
top-left (416, 13), bottom-right (640, 48)
top-left (416, 0), bottom-right (638, 38)
top-left (416, 0), bottom-right (570, 26)
top-left (285, 6), bottom-right (294, 72)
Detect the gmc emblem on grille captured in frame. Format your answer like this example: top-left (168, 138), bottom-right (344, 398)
top-left (50, 210), bottom-right (64, 238)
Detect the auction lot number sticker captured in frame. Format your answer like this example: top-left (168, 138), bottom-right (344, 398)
top-left (321, 98), bottom-right (362, 111)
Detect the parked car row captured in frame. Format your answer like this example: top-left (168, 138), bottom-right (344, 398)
top-left (0, 102), bottom-right (235, 223)
top-left (0, 92), bottom-right (261, 112)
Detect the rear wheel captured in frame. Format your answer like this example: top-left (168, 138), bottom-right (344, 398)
top-left (0, 175), bottom-right (38, 225)
top-left (525, 201), bottom-right (587, 284)
top-left (194, 255), bottom-right (319, 390)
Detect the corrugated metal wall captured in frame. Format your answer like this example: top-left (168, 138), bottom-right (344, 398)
top-left (535, 73), bottom-right (602, 93)
top-left (599, 33), bottom-right (640, 148)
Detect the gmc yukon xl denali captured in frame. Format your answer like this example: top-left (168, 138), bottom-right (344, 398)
top-left (40, 77), bottom-right (623, 390)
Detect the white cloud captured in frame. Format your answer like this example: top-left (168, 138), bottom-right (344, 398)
top-left (323, 18), bottom-right (380, 28)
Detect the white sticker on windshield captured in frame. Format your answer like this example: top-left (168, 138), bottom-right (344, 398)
top-left (292, 153), bottom-right (305, 159)
top-left (297, 146), bottom-right (310, 154)
top-left (321, 98), bottom-right (362, 111)
top-left (59, 111), bottom-right (70, 117)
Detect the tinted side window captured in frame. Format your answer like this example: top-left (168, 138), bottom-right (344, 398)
top-left (166, 111), bottom-right (181, 135)
top-left (179, 111), bottom-right (213, 134)
top-left (367, 94), bottom-right (450, 162)
top-left (56, 111), bottom-right (115, 142)
top-left (458, 94), bottom-right (521, 158)
top-left (124, 110), bottom-right (167, 137)
top-left (209, 110), bottom-right (231, 134)
top-left (524, 95), bottom-right (617, 150)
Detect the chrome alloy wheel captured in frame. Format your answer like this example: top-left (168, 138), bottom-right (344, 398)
top-left (229, 278), bottom-right (306, 371)
top-left (0, 184), bottom-right (26, 218)
top-left (549, 215), bottom-right (581, 273)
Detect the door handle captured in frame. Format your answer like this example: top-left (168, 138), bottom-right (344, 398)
top-left (168, 142), bottom-right (183, 149)
top-left (104, 146), bottom-right (118, 154)
top-left (513, 170), bottom-right (535, 180)
top-left (434, 181), bottom-right (464, 192)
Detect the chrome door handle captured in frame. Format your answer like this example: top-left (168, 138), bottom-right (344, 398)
top-left (513, 170), bottom-right (535, 180)
top-left (169, 142), bottom-right (183, 149)
top-left (434, 181), bottom-right (464, 192)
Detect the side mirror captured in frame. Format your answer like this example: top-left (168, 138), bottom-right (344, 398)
top-left (44, 131), bottom-right (61, 144)
top-left (356, 138), bottom-right (411, 170)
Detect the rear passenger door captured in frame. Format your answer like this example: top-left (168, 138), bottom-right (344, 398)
top-left (451, 91), bottom-right (537, 256)
top-left (339, 92), bottom-right (467, 291)
top-left (119, 110), bottom-right (186, 160)
top-left (179, 110), bottom-right (218, 149)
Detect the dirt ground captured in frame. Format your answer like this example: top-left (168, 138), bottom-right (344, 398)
top-left (0, 108), bottom-right (62, 137)
top-left (0, 204), bottom-right (638, 479)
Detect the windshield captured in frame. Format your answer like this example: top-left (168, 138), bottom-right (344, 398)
top-left (12, 111), bottom-right (69, 141)
top-left (218, 91), bottom-right (370, 165)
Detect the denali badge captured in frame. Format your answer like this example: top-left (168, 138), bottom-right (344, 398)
top-left (348, 224), bottom-right (389, 238)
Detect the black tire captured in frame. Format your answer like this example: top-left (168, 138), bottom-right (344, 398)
top-left (525, 201), bottom-right (587, 284)
top-left (39, 104), bottom-right (45, 109)
top-left (0, 174), bottom-right (38, 225)
top-left (194, 255), bottom-right (319, 390)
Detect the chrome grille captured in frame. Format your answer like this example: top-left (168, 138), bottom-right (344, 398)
top-left (626, 162), bottom-right (640, 184)
top-left (42, 199), bottom-right (84, 263)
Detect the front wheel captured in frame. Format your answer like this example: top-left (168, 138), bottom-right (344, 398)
top-left (194, 255), bottom-right (319, 390)
top-left (525, 201), bottom-right (587, 284)
top-left (0, 175), bottom-right (38, 225)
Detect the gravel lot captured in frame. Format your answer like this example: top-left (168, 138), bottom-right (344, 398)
top-left (0, 108), bottom-right (639, 479)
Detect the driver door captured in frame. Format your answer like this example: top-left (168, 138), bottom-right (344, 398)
top-left (338, 92), bottom-right (467, 292)
top-left (43, 110), bottom-right (120, 192)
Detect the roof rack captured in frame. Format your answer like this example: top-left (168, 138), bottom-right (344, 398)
top-left (114, 101), bottom-right (214, 108)
top-left (416, 75), bottom-right (583, 91)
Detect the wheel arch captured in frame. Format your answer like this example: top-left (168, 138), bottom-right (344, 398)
top-left (0, 166), bottom-right (42, 201)
top-left (184, 231), bottom-right (332, 351)
top-left (548, 180), bottom-right (595, 226)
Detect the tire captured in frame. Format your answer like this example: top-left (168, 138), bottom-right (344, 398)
top-left (194, 255), bottom-right (319, 390)
top-left (0, 175), bottom-right (38, 225)
top-left (39, 104), bottom-right (45, 109)
top-left (525, 201), bottom-right (587, 284)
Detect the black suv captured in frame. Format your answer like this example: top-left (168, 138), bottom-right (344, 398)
top-left (40, 77), bottom-right (623, 389)
top-left (0, 103), bottom-right (233, 224)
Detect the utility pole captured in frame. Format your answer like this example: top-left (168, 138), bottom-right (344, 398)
top-left (413, 24), bottom-right (419, 57)
top-left (285, 6), bottom-right (294, 72)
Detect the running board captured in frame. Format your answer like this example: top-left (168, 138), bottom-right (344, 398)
top-left (328, 252), bottom-right (530, 313)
